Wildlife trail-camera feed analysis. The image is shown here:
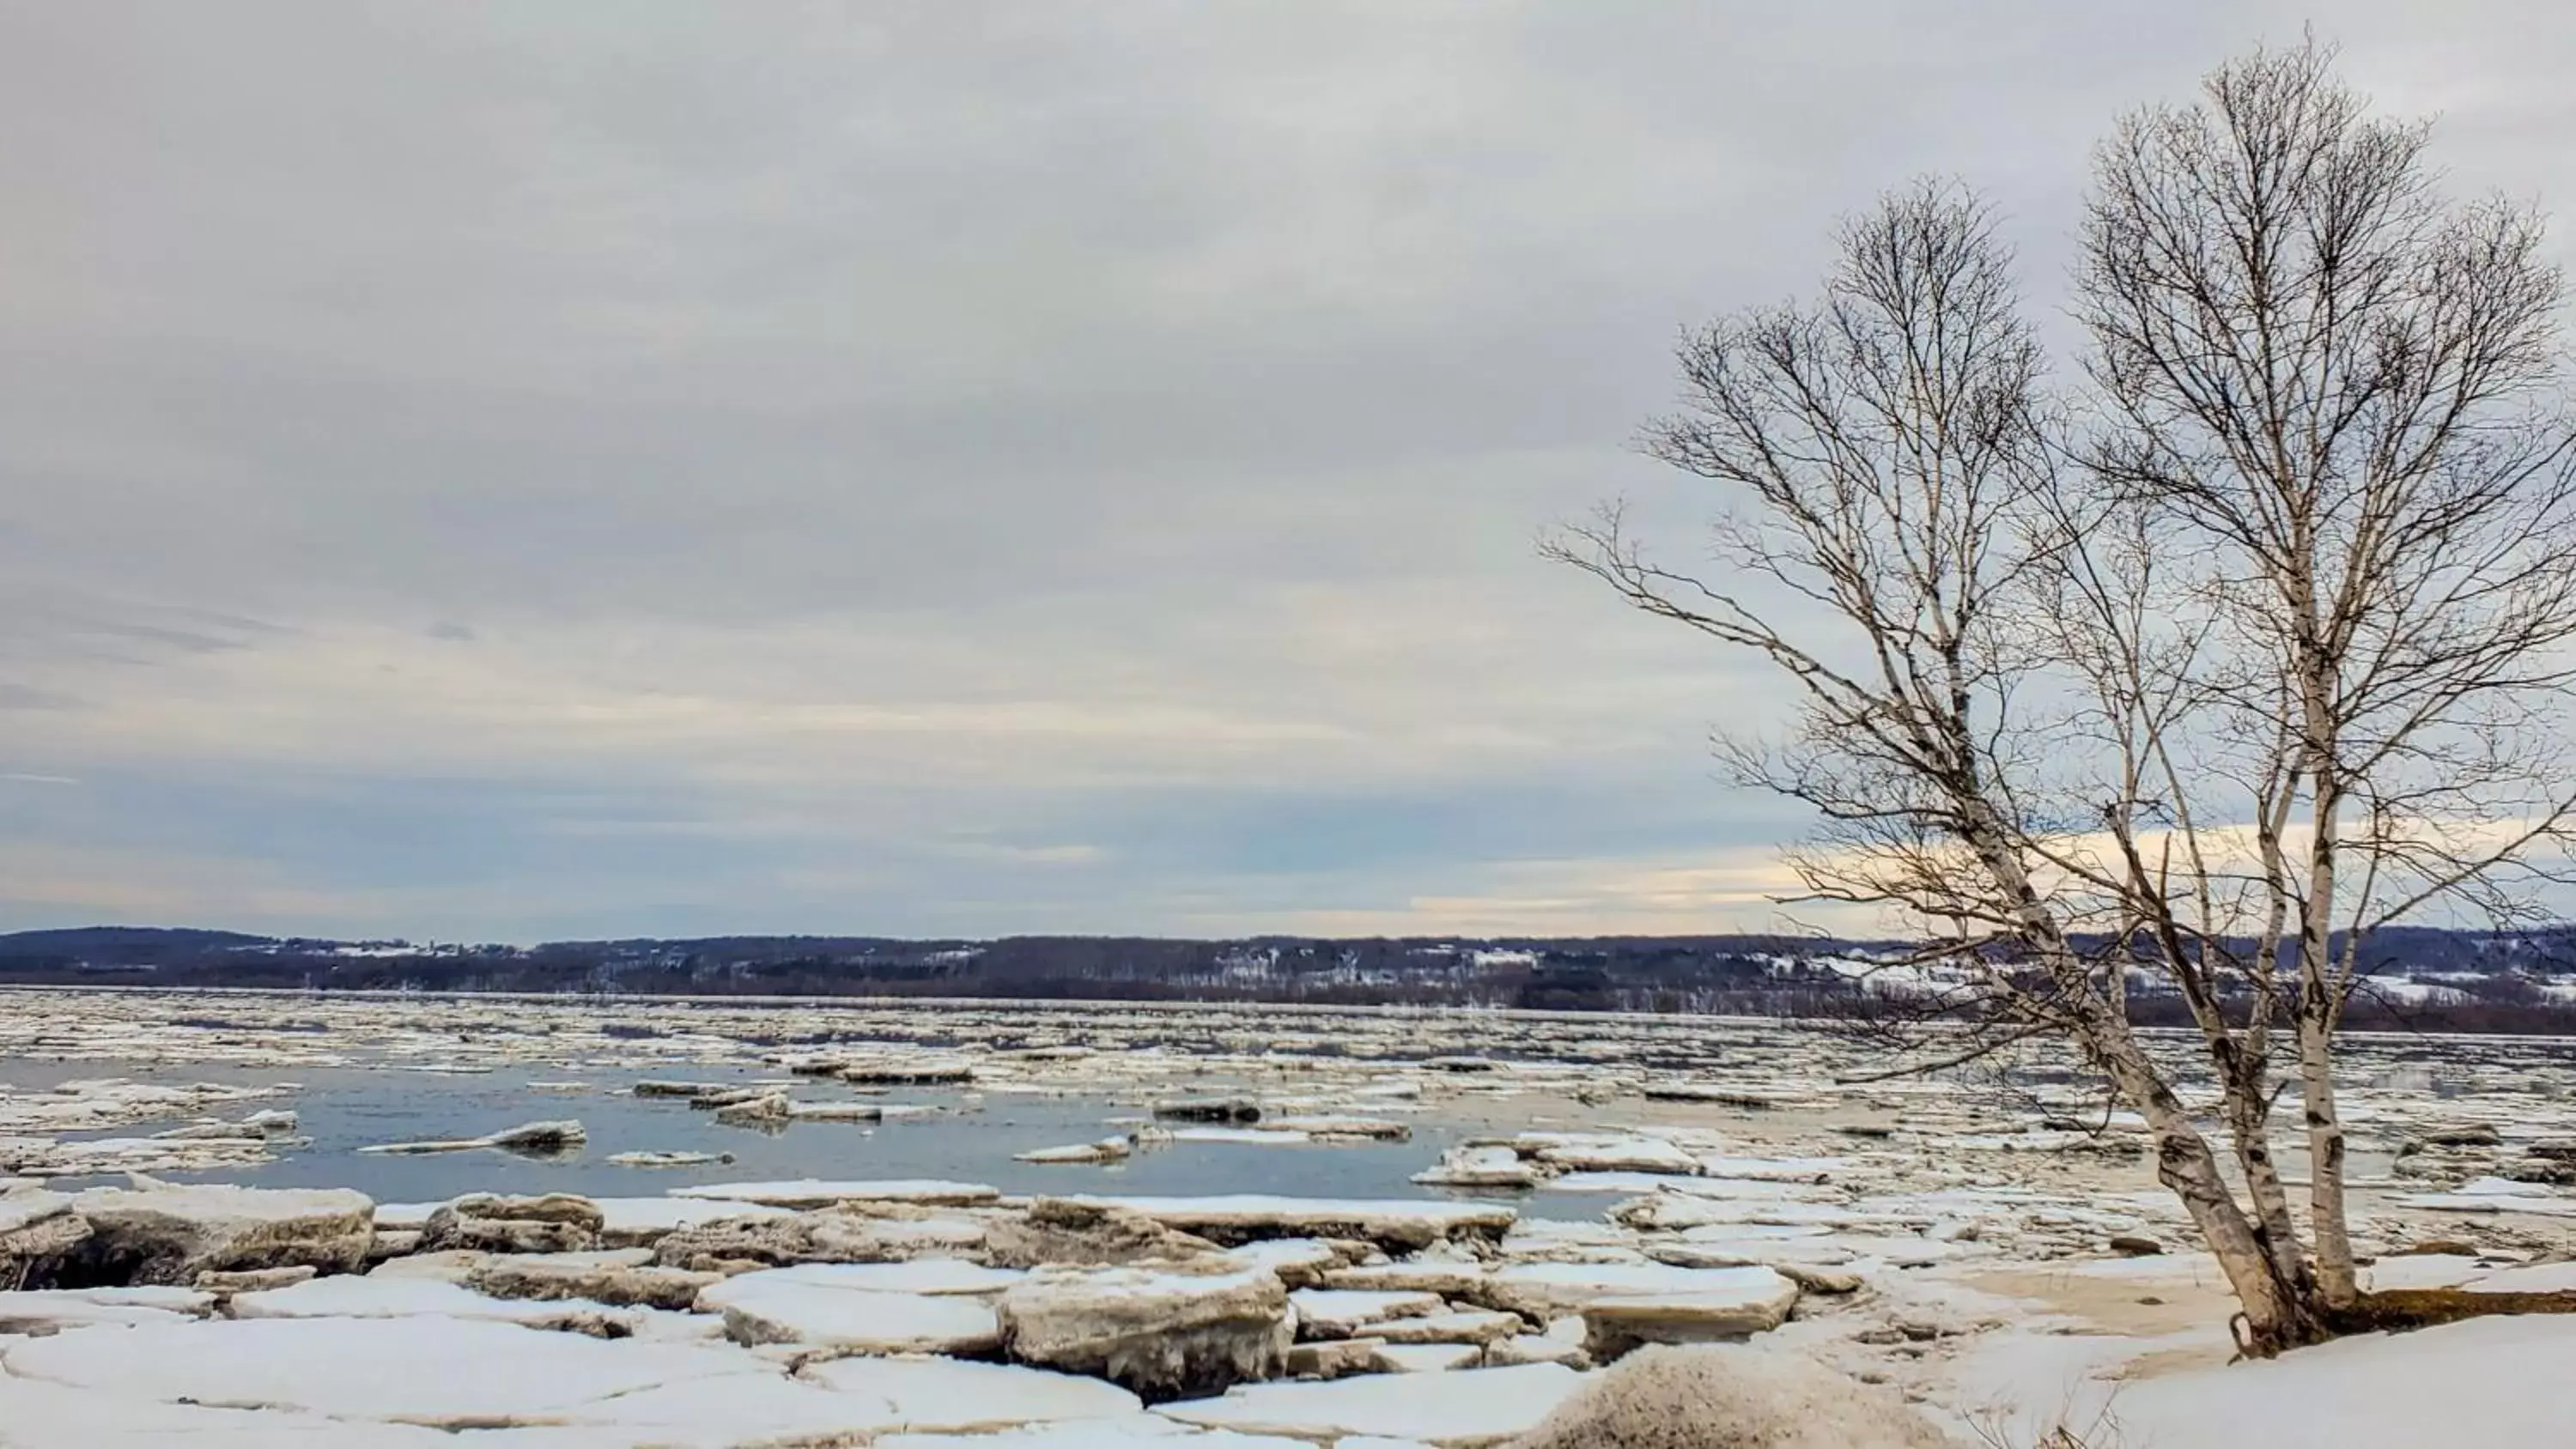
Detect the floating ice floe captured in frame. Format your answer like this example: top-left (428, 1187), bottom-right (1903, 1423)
top-left (604, 1149), bottom-right (729, 1168)
top-left (1019, 1137), bottom-right (1136, 1164)
top-left (1265, 1116), bottom-right (1412, 1141)
top-left (1412, 1145), bottom-right (1541, 1190)
top-left (355, 1119), bottom-right (586, 1156)
top-left (1170, 1128), bottom-right (1315, 1147)
top-left (1517, 1133), bottom-right (1704, 1176)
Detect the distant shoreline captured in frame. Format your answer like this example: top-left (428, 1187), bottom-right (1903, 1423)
top-left (7, 979), bottom-right (2576, 1044)
top-left (8, 923), bottom-right (2575, 1035)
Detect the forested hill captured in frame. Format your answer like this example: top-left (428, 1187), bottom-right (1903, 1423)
top-left (4, 925), bottom-right (2576, 1031)
top-left (0, 930), bottom-right (1872, 1014)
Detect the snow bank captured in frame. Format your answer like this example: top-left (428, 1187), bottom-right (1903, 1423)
top-left (2109, 1316), bottom-right (2576, 1448)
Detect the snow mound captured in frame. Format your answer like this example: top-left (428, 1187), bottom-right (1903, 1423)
top-left (1504, 1343), bottom-right (1944, 1448)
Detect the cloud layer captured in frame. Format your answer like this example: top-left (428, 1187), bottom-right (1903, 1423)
top-left (2, 2), bottom-right (2570, 939)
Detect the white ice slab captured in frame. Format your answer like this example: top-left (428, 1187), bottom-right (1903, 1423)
top-left (669, 1179), bottom-right (1001, 1208)
top-left (592, 1196), bottom-right (792, 1240)
top-left (697, 1271), bottom-right (1000, 1354)
top-left (752, 1259), bottom-right (1025, 1296)
top-left (1286, 1288), bottom-right (1446, 1338)
top-left (801, 1356), bottom-right (1144, 1429)
top-left (0, 1317), bottom-right (769, 1426)
top-left (0, 1286), bottom-right (211, 1332)
top-left (228, 1274), bottom-right (635, 1331)
top-left (1488, 1262), bottom-right (1798, 1321)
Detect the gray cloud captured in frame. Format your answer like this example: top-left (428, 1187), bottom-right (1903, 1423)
top-left (0, 684), bottom-right (78, 711)
top-left (0, 1), bottom-right (2569, 937)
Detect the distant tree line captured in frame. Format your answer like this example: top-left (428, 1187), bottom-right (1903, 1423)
top-left (3, 924), bottom-right (2573, 1031)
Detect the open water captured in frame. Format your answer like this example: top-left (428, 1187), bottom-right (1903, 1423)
top-left (3, 1058), bottom-right (1603, 1217)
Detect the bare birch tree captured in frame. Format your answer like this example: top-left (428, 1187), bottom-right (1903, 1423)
top-left (2076, 36), bottom-right (2576, 1319)
top-left (1551, 39), bottom-right (2576, 1354)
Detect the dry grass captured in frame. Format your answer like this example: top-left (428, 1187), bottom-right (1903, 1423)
top-left (1970, 1418), bottom-right (2129, 1449)
top-left (1964, 1384), bottom-right (2134, 1449)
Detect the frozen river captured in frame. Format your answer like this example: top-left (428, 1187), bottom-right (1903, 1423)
top-left (0, 1053), bottom-right (1577, 1212)
top-left (11, 986), bottom-right (2576, 1446)
top-left (11, 985), bottom-right (2576, 1222)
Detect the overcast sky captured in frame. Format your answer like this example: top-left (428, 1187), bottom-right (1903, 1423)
top-left (2, 3), bottom-right (2570, 943)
